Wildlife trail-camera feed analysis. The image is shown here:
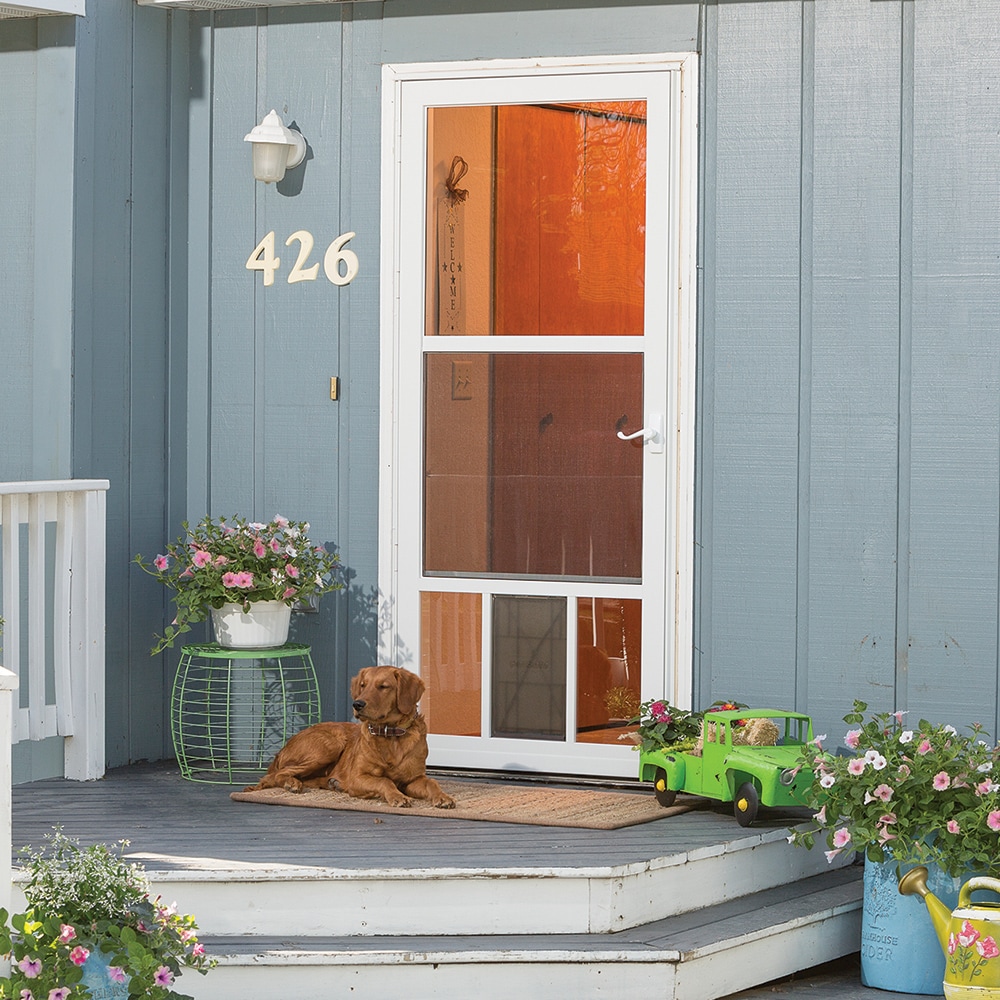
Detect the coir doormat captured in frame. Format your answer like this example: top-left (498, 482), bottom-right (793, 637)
top-left (230, 779), bottom-right (704, 830)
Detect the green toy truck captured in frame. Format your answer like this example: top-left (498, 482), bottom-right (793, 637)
top-left (638, 707), bottom-right (816, 827)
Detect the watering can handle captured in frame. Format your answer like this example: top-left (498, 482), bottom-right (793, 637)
top-left (958, 877), bottom-right (1000, 907)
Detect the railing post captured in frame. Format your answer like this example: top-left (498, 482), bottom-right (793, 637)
top-left (0, 666), bottom-right (19, 935)
top-left (63, 487), bottom-right (107, 780)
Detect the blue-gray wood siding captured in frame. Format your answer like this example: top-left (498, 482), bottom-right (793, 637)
top-left (2, 0), bottom-right (1000, 774)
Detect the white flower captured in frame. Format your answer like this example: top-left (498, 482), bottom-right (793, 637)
top-left (899, 730), bottom-right (914, 744)
top-left (944, 725), bottom-right (957, 735)
top-left (864, 750), bottom-right (888, 770)
top-left (979, 761), bottom-right (994, 772)
top-left (819, 773), bottom-right (836, 789)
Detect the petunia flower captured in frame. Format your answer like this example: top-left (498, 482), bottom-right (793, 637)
top-left (832, 827), bottom-right (851, 848)
top-left (899, 730), bottom-right (914, 744)
top-left (933, 771), bottom-right (951, 791)
top-left (57, 923), bottom-right (75, 943)
top-left (69, 945), bottom-right (90, 966)
top-left (845, 729), bottom-right (862, 749)
top-left (153, 554), bottom-right (169, 571)
top-left (988, 810), bottom-right (1000, 832)
top-left (947, 820), bottom-right (961, 834)
top-left (917, 738), bottom-right (932, 755)
top-left (819, 773), bottom-right (836, 789)
top-left (848, 758), bottom-right (866, 776)
top-left (48, 990), bottom-right (71, 1000)
top-left (192, 548), bottom-right (212, 568)
top-left (108, 967), bottom-right (127, 984)
top-left (873, 784), bottom-right (893, 803)
top-left (154, 966), bottom-right (174, 987)
top-left (19, 989), bottom-right (34, 1000)
top-left (18, 958), bottom-right (42, 978)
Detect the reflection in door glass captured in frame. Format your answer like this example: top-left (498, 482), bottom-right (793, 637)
top-left (424, 353), bottom-right (643, 581)
top-left (420, 592), bottom-right (482, 736)
top-left (576, 597), bottom-right (642, 745)
top-left (492, 595), bottom-right (566, 740)
top-left (425, 102), bottom-right (647, 336)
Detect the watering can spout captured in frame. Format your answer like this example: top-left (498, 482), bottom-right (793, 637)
top-left (898, 866), bottom-right (952, 956)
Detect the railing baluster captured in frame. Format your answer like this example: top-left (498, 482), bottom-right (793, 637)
top-left (0, 479), bottom-right (108, 780)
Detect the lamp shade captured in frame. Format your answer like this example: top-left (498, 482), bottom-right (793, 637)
top-left (244, 110), bottom-right (307, 184)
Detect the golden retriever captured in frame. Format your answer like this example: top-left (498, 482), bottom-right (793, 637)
top-left (245, 666), bottom-right (455, 809)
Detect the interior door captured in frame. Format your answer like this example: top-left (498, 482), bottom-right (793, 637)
top-left (381, 59), bottom-right (696, 778)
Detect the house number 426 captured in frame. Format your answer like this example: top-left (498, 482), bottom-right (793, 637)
top-left (246, 230), bottom-right (359, 287)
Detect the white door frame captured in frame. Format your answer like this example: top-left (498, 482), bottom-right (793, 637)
top-left (379, 54), bottom-right (698, 776)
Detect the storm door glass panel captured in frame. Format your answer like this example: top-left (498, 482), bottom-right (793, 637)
top-left (491, 595), bottom-right (566, 739)
top-left (424, 353), bottom-right (643, 580)
top-left (425, 101), bottom-right (647, 336)
top-left (420, 592), bottom-right (482, 737)
top-left (576, 597), bottom-right (642, 743)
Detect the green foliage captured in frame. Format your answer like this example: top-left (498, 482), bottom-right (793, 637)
top-left (134, 513), bottom-right (343, 653)
top-left (627, 698), bottom-right (701, 754)
top-left (0, 830), bottom-right (215, 999)
top-left (788, 700), bottom-right (1000, 878)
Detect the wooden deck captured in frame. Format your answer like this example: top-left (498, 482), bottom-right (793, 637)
top-left (11, 760), bottom-right (805, 872)
top-left (7, 761), bottom-right (895, 999)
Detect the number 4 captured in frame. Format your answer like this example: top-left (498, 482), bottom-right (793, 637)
top-left (246, 231), bottom-right (280, 287)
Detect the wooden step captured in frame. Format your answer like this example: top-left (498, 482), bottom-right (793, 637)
top-left (124, 824), bottom-right (849, 938)
top-left (187, 867), bottom-right (863, 1000)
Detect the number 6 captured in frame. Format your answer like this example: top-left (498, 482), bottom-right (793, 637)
top-left (324, 231), bottom-right (359, 286)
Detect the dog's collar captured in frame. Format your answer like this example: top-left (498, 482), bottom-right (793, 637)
top-left (367, 723), bottom-right (409, 738)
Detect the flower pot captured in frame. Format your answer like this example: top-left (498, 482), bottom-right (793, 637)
top-left (80, 948), bottom-right (130, 999)
top-left (211, 600), bottom-right (291, 649)
top-left (862, 854), bottom-right (963, 994)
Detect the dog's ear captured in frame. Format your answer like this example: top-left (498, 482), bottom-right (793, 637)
top-left (395, 668), bottom-right (425, 716)
top-left (351, 668), bottom-right (368, 701)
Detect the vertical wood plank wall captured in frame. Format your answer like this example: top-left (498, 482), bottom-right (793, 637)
top-left (4, 0), bottom-right (1000, 770)
top-left (698, 0), bottom-right (1000, 740)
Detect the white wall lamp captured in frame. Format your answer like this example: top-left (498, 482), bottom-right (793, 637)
top-left (244, 109), bottom-right (307, 184)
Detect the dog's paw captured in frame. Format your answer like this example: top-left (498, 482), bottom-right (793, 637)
top-left (242, 783), bottom-right (260, 793)
top-left (433, 795), bottom-right (456, 809)
top-left (282, 777), bottom-right (304, 793)
top-left (386, 793), bottom-right (413, 808)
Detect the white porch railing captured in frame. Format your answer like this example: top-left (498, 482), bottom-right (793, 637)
top-left (0, 665), bottom-right (16, 926)
top-left (0, 479), bottom-right (109, 781)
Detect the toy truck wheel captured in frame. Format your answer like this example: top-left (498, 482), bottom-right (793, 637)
top-left (734, 781), bottom-right (759, 827)
top-left (653, 768), bottom-right (677, 807)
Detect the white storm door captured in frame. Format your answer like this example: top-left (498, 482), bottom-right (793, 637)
top-left (380, 56), bottom-right (697, 778)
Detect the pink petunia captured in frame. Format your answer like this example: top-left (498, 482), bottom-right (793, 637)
top-left (878, 812), bottom-right (897, 825)
top-left (192, 549), bottom-right (212, 568)
top-left (285, 563), bottom-right (300, 579)
top-left (282, 587), bottom-right (296, 600)
top-left (222, 571), bottom-right (239, 588)
top-left (19, 989), bottom-right (34, 1000)
top-left (933, 771), bottom-right (951, 791)
top-left (48, 991), bottom-right (71, 1000)
top-left (154, 554), bottom-right (169, 571)
top-left (958, 920), bottom-right (981, 948)
top-left (58, 923), bottom-right (75, 943)
top-left (108, 967), bottom-right (127, 984)
top-left (813, 804), bottom-right (827, 824)
top-left (988, 810), bottom-right (1000, 832)
top-left (191, 942), bottom-right (205, 957)
top-left (253, 539), bottom-right (267, 558)
top-left (848, 758), bottom-right (866, 776)
top-left (18, 958), bottom-right (41, 978)
top-left (873, 784), bottom-right (893, 802)
top-left (832, 827), bottom-right (851, 848)
top-left (215, 554), bottom-right (229, 566)
top-left (947, 820), bottom-right (961, 834)
top-left (892, 710), bottom-right (908, 724)
top-left (918, 738), bottom-right (933, 755)
top-left (824, 848), bottom-right (843, 863)
top-left (236, 571), bottom-right (254, 588)
top-left (977, 936), bottom-right (1000, 959)
top-left (154, 966), bottom-right (174, 987)
top-left (69, 945), bottom-right (90, 966)
top-left (845, 729), bottom-right (862, 750)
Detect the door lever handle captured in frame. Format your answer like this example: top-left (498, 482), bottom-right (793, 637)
top-left (615, 413), bottom-right (664, 454)
top-left (616, 427), bottom-right (653, 442)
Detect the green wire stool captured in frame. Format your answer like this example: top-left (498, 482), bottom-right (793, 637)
top-left (171, 642), bottom-right (320, 784)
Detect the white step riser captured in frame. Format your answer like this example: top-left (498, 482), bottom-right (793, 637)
top-left (134, 835), bottom-right (845, 938)
top-left (184, 910), bottom-right (863, 1000)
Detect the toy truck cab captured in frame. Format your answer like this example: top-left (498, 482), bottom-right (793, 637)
top-left (638, 708), bottom-right (815, 827)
